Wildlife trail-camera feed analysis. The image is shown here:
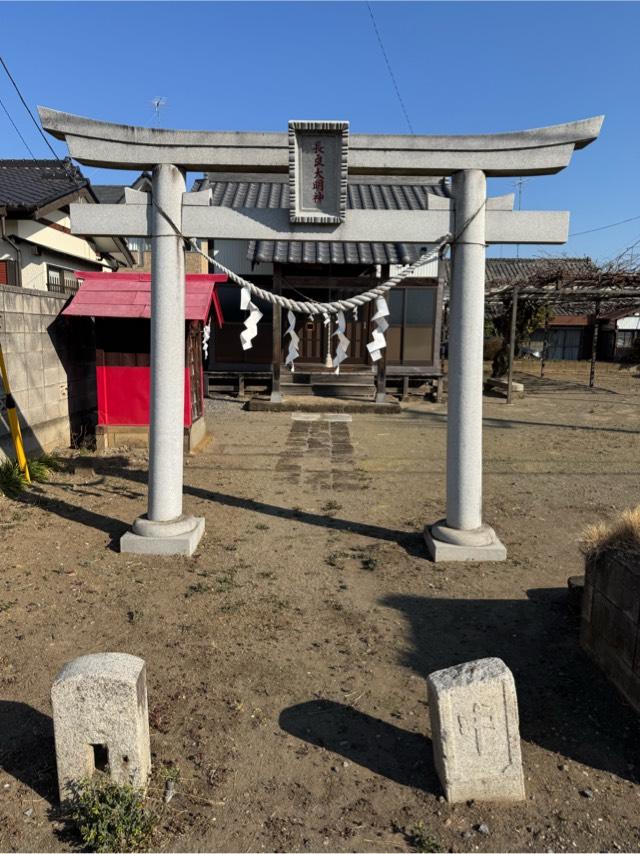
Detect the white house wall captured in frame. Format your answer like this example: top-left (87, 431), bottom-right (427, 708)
top-left (618, 315), bottom-right (640, 330)
top-left (14, 218), bottom-right (104, 266)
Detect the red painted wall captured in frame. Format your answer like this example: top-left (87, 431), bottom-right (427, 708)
top-left (96, 366), bottom-right (193, 427)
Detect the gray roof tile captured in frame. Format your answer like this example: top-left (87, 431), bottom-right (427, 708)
top-left (201, 174), bottom-right (447, 266)
top-left (0, 159), bottom-right (88, 213)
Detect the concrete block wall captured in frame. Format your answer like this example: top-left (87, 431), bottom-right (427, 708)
top-left (0, 286), bottom-right (96, 460)
top-left (580, 549), bottom-right (640, 713)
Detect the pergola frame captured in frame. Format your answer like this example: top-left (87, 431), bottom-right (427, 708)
top-left (485, 274), bottom-right (640, 402)
top-left (39, 107), bottom-right (604, 561)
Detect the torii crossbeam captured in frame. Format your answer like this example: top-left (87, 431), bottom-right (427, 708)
top-left (39, 108), bottom-right (603, 560)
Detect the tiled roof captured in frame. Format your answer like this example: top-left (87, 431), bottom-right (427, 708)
top-left (196, 173), bottom-right (449, 266)
top-left (483, 257), bottom-right (598, 285)
top-left (92, 174), bottom-right (151, 205)
top-left (0, 159), bottom-right (88, 213)
top-left (92, 185), bottom-right (126, 204)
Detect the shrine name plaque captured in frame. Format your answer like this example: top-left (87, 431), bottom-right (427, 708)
top-left (288, 120), bottom-right (349, 224)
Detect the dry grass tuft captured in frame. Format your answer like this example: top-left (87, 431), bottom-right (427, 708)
top-left (581, 506), bottom-right (640, 559)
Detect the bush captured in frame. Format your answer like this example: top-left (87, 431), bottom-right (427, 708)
top-left (581, 505), bottom-right (640, 560)
top-left (0, 453), bottom-right (66, 495)
top-left (0, 460), bottom-right (25, 497)
top-left (67, 777), bottom-right (155, 852)
top-left (27, 458), bottom-right (52, 483)
top-left (37, 452), bottom-right (66, 472)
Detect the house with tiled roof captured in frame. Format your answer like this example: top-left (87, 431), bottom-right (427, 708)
top-left (480, 257), bottom-right (639, 362)
top-left (0, 159), bottom-right (132, 293)
top-left (0, 160), bottom-right (133, 462)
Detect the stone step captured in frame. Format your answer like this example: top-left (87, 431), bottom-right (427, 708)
top-left (280, 383), bottom-right (314, 396)
top-left (281, 382), bottom-right (375, 399)
top-left (309, 372), bottom-right (375, 385)
top-left (312, 384), bottom-right (375, 399)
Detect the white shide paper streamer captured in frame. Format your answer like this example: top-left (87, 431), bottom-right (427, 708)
top-left (240, 285), bottom-right (263, 351)
top-left (366, 296), bottom-right (390, 362)
top-left (202, 323), bottom-right (211, 359)
top-left (285, 310), bottom-right (300, 372)
top-left (332, 310), bottom-right (350, 374)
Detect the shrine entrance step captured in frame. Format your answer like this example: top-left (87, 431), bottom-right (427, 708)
top-left (246, 395), bottom-right (400, 414)
top-left (281, 369), bottom-right (377, 399)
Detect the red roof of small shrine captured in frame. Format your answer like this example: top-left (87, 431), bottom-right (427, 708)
top-left (63, 272), bottom-right (226, 326)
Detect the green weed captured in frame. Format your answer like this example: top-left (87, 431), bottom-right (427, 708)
top-left (37, 452), bottom-right (66, 472)
top-left (404, 821), bottom-right (442, 853)
top-left (0, 461), bottom-right (25, 497)
top-left (27, 458), bottom-right (52, 483)
top-left (66, 777), bottom-right (155, 852)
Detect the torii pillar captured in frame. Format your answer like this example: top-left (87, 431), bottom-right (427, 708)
top-left (424, 169), bottom-right (505, 559)
top-left (119, 164), bottom-right (206, 555)
top-left (38, 107), bottom-right (603, 559)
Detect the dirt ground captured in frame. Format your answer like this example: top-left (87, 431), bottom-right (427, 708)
top-left (1, 364), bottom-right (640, 853)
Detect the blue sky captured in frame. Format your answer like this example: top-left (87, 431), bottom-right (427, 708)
top-left (1, 1), bottom-right (638, 261)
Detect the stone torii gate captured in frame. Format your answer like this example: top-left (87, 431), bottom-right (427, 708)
top-left (39, 108), bottom-right (602, 560)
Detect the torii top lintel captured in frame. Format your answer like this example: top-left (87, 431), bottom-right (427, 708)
top-left (38, 107), bottom-right (603, 177)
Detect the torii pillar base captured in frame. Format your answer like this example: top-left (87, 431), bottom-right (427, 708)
top-left (120, 515), bottom-right (205, 557)
top-left (424, 521), bottom-right (507, 563)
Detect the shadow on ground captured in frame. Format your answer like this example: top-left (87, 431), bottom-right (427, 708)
top-left (14, 485), bottom-right (128, 551)
top-left (61, 457), bottom-right (430, 559)
top-left (0, 702), bottom-right (57, 803)
top-left (402, 408), bottom-right (640, 435)
top-left (381, 587), bottom-right (640, 784)
top-left (279, 701), bottom-right (437, 792)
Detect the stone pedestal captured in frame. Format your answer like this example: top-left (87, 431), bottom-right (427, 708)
top-left (424, 521), bottom-right (507, 562)
top-left (121, 515), bottom-right (205, 556)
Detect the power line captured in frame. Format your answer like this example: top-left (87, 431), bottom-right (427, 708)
top-left (0, 94), bottom-right (36, 159)
top-left (570, 214), bottom-right (640, 237)
top-left (0, 54), bottom-right (87, 189)
top-left (0, 54), bottom-right (61, 160)
top-left (366, 3), bottom-right (414, 134)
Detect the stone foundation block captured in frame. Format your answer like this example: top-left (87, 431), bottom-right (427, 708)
top-left (51, 653), bottom-right (151, 802)
top-left (120, 516), bottom-right (205, 556)
top-left (427, 657), bottom-right (525, 803)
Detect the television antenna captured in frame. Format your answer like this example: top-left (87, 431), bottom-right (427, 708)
top-left (151, 97), bottom-right (167, 126)
top-left (513, 176), bottom-right (533, 258)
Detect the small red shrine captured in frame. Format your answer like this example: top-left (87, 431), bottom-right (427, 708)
top-left (63, 272), bottom-right (225, 451)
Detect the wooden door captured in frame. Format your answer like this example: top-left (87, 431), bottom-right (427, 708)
top-left (281, 285), bottom-right (371, 366)
top-left (333, 289), bottom-right (371, 365)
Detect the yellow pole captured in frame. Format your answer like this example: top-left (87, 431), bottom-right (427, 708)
top-left (0, 341), bottom-right (30, 484)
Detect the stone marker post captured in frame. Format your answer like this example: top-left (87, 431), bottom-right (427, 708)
top-left (51, 653), bottom-right (151, 802)
top-left (427, 657), bottom-right (525, 803)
